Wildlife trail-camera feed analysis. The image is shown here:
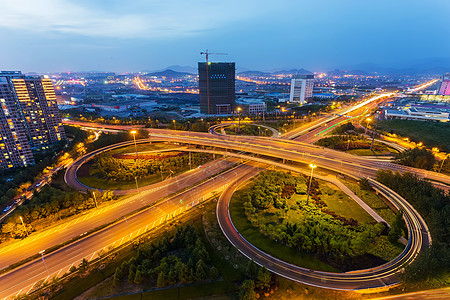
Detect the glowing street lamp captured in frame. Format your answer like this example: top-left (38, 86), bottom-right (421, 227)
top-left (130, 130), bottom-right (138, 159)
top-left (172, 119), bottom-right (176, 130)
top-left (306, 164), bottom-right (317, 205)
top-left (237, 107), bottom-right (242, 133)
top-left (365, 118), bottom-right (372, 135)
top-left (39, 250), bottom-right (50, 276)
top-left (19, 216), bottom-right (28, 237)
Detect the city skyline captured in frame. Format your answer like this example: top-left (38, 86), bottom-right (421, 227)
top-left (1, 0), bottom-right (449, 73)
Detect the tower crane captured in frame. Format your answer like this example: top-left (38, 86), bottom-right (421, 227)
top-left (200, 49), bottom-right (227, 62)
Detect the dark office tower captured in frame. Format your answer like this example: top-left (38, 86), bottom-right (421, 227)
top-left (0, 71), bottom-right (66, 169)
top-left (198, 62), bottom-right (235, 114)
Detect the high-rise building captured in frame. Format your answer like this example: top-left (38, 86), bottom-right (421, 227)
top-left (289, 74), bottom-right (315, 104)
top-left (438, 73), bottom-right (450, 96)
top-left (198, 62), bottom-right (235, 114)
top-left (0, 71), bottom-right (66, 169)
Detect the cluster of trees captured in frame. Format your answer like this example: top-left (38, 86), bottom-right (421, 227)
top-left (240, 261), bottom-right (275, 300)
top-left (241, 171), bottom-right (384, 258)
top-left (315, 135), bottom-right (385, 152)
top-left (241, 171), bottom-right (303, 210)
top-left (94, 152), bottom-right (212, 182)
top-left (395, 147), bottom-right (436, 170)
top-left (0, 171), bottom-right (115, 242)
top-left (113, 225), bottom-right (219, 287)
top-left (376, 170), bottom-right (449, 282)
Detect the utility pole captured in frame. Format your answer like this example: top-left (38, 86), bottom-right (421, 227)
top-left (370, 116), bottom-right (379, 151)
top-left (306, 164), bottom-right (317, 205)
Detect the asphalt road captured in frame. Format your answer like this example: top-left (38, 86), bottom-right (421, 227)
top-left (0, 156), bottom-right (236, 271)
top-left (0, 163), bottom-right (253, 299)
top-left (216, 165), bottom-right (431, 290)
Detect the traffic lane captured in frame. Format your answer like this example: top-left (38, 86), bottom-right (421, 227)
top-left (0, 157), bottom-right (237, 269)
top-left (0, 164), bottom-right (255, 299)
top-left (217, 170), bottom-right (426, 290)
top-left (150, 132), bottom-right (450, 186)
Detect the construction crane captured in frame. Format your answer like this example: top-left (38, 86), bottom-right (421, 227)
top-left (200, 49), bottom-right (227, 63)
top-left (199, 50), bottom-right (228, 114)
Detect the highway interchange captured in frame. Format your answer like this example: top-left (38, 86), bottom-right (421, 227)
top-left (0, 85), bottom-right (448, 298)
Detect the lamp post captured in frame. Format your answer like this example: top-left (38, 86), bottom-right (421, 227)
top-left (19, 216), bottom-right (28, 237)
top-left (134, 176), bottom-right (140, 193)
top-left (123, 216), bottom-right (132, 241)
top-left (365, 118), bottom-right (372, 135)
top-left (237, 107), bottom-right (242, 133)
top-left (306, 164), bottom-right (317, 205)
top-left (439, 154), bottom-right (448, 173)
top-left (92, 190), bottom-right (99, 208)
top-left (370, 116), bottom-right (379, 151)
top-left (130, 130), bottom-right (138, 160)
top-left (172, 119), bottom-right (176, 130)
top-left (346, 139), bottom-right (351, 152)
top-left (39, 250), bottom-right (50, 276)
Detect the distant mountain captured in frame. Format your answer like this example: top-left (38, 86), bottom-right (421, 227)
top-left (146, 69), bottom-right (194, 77)
top-left (271, 68), bottom-right (313, 75)
top-left (238, 70), bottom-right (271, 76)
top-left (164, 65), bottom-right (197, 74)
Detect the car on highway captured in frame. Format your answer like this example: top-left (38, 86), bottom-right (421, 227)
top-left (2, 206), bottom-right (12, 213)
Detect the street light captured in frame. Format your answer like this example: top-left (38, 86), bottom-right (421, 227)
top-left (370, 116), bottom-right (379, 151)
top-left (365, 118), bottom-right (372, 135)
top-left (439, 154), bottom-right (449, 173)
top-left (306, 164), bottom-right (317, 205)
top-left (123, 216), bottom-right (132, 241)
top-left (237, 107), bottom-right (242, 133)
top-left (130, 130), bottom-right (138, 160)
top-left (39, 250), bottom-right (50, 276)
top-left (19, 216), bottom-right (28, 237)
top-left (172, 119), bottom-right (176, 130)
top-left (346, 139), bottom-right (351, 152)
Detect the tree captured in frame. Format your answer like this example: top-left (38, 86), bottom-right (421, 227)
top-left (128, 264), bottom-right (136, 284)
top-left (209, 266), bottom-right (220, 281)
top-left (78, 258), bottom-right (89, 273)
top-left (113, 268), bottom-right (121, 286)
top-left (239, 280), bottom-right (257, 300)
top-left (374, 222), bottom-right (387, 236)
top-left (395, 147), bottom-right (436, 170)
top-left (388, 210), bottom-right (404, 243)
top-left (195, 259), bottom-right (207, 280)
top-left (359, 178), bottom-right (371, 191)
top-left (156, 272), bottom-right (168, 287)
top-left (134, 270), bottom-right (143, 284)
top-left (246, 260), bottom-right (259, 278)
top-left (256, 267), bottom-right (271, 290)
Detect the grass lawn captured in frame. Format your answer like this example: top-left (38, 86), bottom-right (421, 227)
top-left (378, 119), bottom-right (450, 152)
top-left (320, 183), bottom-right (374, 224)
top-left (347, 146), bottom-right (398, 156)
top-left (229, 189), bottom-right (339, 272)
top-left (342, 180), bottom-right (397, 225)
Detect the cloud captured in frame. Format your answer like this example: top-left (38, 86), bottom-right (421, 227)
top-left (0, 0), bottom-right (268, 38)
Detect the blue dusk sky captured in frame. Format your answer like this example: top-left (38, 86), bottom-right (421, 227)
top-left (1, 0), bottom-right (449, 73)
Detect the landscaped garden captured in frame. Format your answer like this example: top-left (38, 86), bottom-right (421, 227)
top-left (77, 143), bottom-right (214, 190)
top-left (230, 171), bottom-right (405, 272)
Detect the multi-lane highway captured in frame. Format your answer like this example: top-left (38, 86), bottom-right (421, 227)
top-left (1, 84), bottom-right (443, 298)
top-left (217, 163), bottom-right (431, 290)
top-left (0, 162), bottom-right (253, 299)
